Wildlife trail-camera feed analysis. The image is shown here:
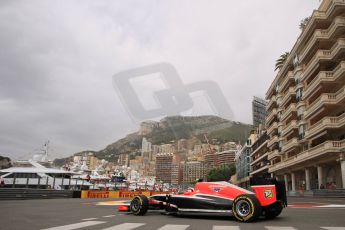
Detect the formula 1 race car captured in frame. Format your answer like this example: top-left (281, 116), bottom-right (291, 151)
top-left (118, 179), bottom-right (287, 222)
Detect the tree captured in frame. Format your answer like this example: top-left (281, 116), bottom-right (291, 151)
top-left (299, 16), bottom-right (311, 31)
top-left (275, 52), bottom-right (289, 71)
top-left (207, 164), bottom-right (236, 182)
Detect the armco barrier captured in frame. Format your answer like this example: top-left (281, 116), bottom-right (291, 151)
top-left (81, 191), bottom-right (120, 198)
top-left (81, 190), bottom-right (170, 199)
top-left (0, 188), bottom-right (74, 200)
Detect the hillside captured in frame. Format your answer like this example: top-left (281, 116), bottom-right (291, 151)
top-left (0, 155), bottom-right (12, 169)
top-left (54, 115), bottom-right (253, 166)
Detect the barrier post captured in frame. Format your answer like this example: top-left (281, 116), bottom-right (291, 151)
top-left (53, 176), bottom-right (56, 189)
top-left (12, 175), bottom-right (16, 188)
top-left (61, 174), bottom-right (64, 190)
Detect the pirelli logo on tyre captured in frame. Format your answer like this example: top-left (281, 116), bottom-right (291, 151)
top-left (264, 189), bottom-right (273, 199)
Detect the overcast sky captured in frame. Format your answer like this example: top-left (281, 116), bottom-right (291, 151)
top-left (0, 0), bottom-right (320, 160)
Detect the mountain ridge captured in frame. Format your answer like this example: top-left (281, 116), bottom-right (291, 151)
top-left (53, 115), bottom-right (253, 166)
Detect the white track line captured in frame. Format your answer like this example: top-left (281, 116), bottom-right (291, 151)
top-left (102, 215), bottom-right (117, 218)
top-left (82, 218), bottom-right (98, 221)
top-left (321, 227), bottom-right (345, 230)
top-left (213, 226), bottom-right (240, 230)
top-left (101, 223), bottom-right (145, 230)
top-left (265, 227), bottom-right (297, 230)
top-left (157, 224), bottom-right (190, 230)
top-left (41, 221), bottom-right (105, 230)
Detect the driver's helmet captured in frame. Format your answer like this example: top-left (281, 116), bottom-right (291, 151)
top-left (187, 187), bottom-right (194, 192)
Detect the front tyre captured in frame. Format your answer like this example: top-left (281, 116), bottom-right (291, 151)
top-left (232, 194), bottom-right (261, 222)
top-left (130, 195), bottom-right (149, 216)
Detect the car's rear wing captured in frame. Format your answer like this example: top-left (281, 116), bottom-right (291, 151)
top-left (250, 177), bottom-right (287, 207)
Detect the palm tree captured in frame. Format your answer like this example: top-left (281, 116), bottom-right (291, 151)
top-left (299, 17), bottom-right (311, 31)
top-left (275, 52), bottom-right (290, 71)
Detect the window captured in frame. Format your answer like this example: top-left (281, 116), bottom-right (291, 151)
top-left (299, 125), bottom-right (305, 140)
top-left (278, 140), bottom-right (283, 152)
top-left (297, 106), bottom-right (305, 120)
top-left (293, 54), bottom-right (300, 68)
top-left (277, 111), bottom-right (282, 121)
top-left (296, 88), bottom-right (303, 102)
top-left (278, 126), bottom-right (283, 137)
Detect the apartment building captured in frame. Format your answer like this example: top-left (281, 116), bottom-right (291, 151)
top-left (266, 0), bottom-right (345, 191)
top-left (235, 131), bottom-right (257, 188)
top-left (183, 161), bottom-right (208, 183)
top-left (155, 153), bottom-right (182, 184)
top-left (252, 96), bottom-right (268, 128)
top-left (250, 126), bottom-right (270, 179)
top-left (205, 149), bottom-right (236, 168)
top-left (155, 153), bottom-right (173, 183)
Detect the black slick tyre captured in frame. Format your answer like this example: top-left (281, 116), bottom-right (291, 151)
top-left (130, 195), bottom-right (149, 216)
top-left (232, 194), bottom-right (262, 222)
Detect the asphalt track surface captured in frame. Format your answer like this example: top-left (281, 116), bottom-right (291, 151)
top-left (0, 197), bottom-right (345, 230)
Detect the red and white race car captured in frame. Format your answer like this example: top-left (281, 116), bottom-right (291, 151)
top-left (118, 179), bottom-right (287, 222)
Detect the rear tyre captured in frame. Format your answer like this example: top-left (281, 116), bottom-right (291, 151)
top-left (130, 195), bottom-right (149, 216)
top-left (232, 194), bottom-right (261, 222)
top-left (264, 202), bottom-right (283, 219)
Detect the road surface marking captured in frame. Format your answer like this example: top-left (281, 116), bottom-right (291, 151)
top-left (316, 205), bottom-right (345, 208)
top-left (97, 201), bottom-right (130, 206)
top-left (82, 218), bottom-right (98, 221)
top-left (103, 215), bottom-right (117, 218)
top-left (41, 221), bottom-right (105, 230)
top-left (265, 227), bottom-right (297, 230)
top-left (213, 226), bottom-right (240, 230)
top-left (157, 224), bottom-right (190, 230)
top-left (101, 223), bottom-right (145, 230)
top-left (321, 228), bottom-right (345, 230)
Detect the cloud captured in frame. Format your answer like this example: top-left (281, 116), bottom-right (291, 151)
top-left (0, 0), bottom-right (320, 159)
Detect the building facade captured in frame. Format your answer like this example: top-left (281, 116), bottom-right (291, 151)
top-left (235, 132), bottom-right (257, 188)
top-left (155, 153), bottom-right (182, 184)
top-left (183, 161), bottom-right (208, 183)
top-left (250, 126), bottom-right (270, 179)
top-left (252, 96), bottom-right (268, 128)
top-left (205, 149), bottom-right (236, 168)
top-left (265, 0), bottom-right (345, 191)
top-left (155, 153), bottom-right (173, 183)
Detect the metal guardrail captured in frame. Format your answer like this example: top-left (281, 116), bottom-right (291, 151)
top-left (0, 188), bottom-right (80, 200)
top-left (288, 189), bottom-right (345, 198)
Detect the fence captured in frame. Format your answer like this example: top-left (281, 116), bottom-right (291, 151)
top-left (81, 190), bottom-right (169, 199)
top-left (0, 188), bottom-right (80, 200)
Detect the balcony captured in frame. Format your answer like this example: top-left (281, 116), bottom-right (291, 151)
top-left (305, 112), bottom-right (345, 139)
top-left (303, 61), bottom-right (345, 100)
top-left (282, 120), bottom-right (298, 136)
top-left (305, 86), bottom-right (345, 119)
top-left (266, 108), bottom-right (277, 124)
top-left (267, 0), bottom-right (345, 100)
top-left (280, 71), bottom-right (294, 93)
top-left (299, 17), bottom-right (345, 63)
top-left (281, 87), bottom-right (296, 108)
top-left (250, 165), bottom-right (269, 176)
top-left (251, 140), bottom-right (268, 157)
top-left (267, 135), bottom-right (279, 148)
top-left (267, 149), bottom-right (279, 161)
top-left (269, 139), bottom-right (345, 173)
top-left (281, 103), bottom-right (296, 122)
top-left (301, 38), bottom-right (345, 83)
top-left (251, 152), bottom-right (269, 166)
top-left (282, 137), bottom-right (299, 153)
top-left (266, 95), bottom-right (277, 111)
top-left (267, 122), bottom-right (278, 135)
